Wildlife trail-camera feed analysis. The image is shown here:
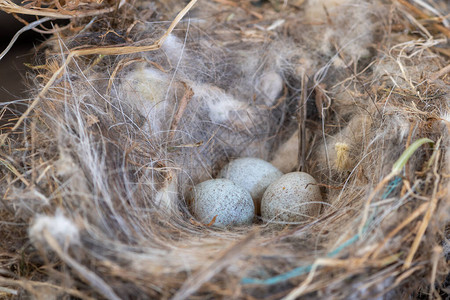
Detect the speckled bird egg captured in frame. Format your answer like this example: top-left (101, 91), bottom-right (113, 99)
top-left (190, 179), bottom-right (255, 228)
top-left (261, 172), bottom-right (322, 224)
top-left (218, 157), bottom-right (283, 215)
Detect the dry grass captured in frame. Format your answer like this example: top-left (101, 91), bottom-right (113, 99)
top-left (0, 0), bottom-right (449, 299)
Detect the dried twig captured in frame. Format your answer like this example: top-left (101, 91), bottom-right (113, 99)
top-left (403, 142), bottom-right (441, 269)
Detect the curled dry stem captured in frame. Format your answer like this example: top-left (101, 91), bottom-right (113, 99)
top-left (0, 0), bottom-right (115, 19)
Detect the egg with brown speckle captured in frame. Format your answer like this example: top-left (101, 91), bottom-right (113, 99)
top-left (261, 172), bottom-right (322, 224)
top-left (190, 179), bottom-right (255, 228)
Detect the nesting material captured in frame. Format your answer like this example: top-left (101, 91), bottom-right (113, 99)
top-left (0, 0), bottom-right (449, 299)
top-left (190, 179), bottom-right (255, 227)
top-left (121, 66), bottom-right (173, 132)
top-left (257, 71), bottom-right (284, 106)
top-left (29, 210), bottom-right (80, 249)
top-left (261, 172), bottom-right (323, 223)
top-left (218, 157), bottom-right (283, 214)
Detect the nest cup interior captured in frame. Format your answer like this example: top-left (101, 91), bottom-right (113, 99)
top-left (0, 0), bottom-right (449, 299)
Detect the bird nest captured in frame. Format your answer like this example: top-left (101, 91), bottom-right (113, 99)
top-left (0, 0), bottom-right (449, 299)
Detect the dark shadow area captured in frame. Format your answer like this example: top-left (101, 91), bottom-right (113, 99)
top-left (0, 11), bottom-right (53, 126)
top-left (0, 12), bottom-right (43, 100)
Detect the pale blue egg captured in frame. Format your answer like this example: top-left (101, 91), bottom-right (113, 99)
top-left (190, 179), bottom-right (255, 228)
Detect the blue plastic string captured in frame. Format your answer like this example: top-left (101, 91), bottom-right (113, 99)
top-left (381, 176), bottom-right (402, 199)
top-left (241, 176), bottom-right (403, 286)
top-left (326, 233), bottom-right (360, 258)
top-left (241, 265), bottom-right (312, 285)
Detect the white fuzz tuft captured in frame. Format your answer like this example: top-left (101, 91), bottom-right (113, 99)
top-left (162, 34), bottom-right (185, 64)
top-left (29, 210), bottom-right (80, 248)
top-left (121, 66), bottom-right (172, 132)
top-left (257, 72), bottom-right (284, 105)
top-left (207, 96), bottom-right (247, 124)
top-left (192, 84), bottom-right (252, 127)
top-left (441, 111), bottom-right (450, 125)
